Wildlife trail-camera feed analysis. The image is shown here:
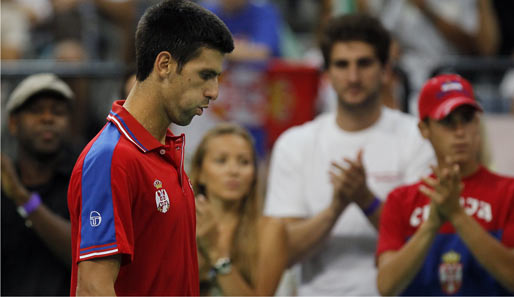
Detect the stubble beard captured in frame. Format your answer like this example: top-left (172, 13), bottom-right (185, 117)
top-left (338, 87), bottom-right (381, 114)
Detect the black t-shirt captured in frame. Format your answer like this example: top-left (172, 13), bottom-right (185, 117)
top-left (1, 164), bottom-right (72, 296)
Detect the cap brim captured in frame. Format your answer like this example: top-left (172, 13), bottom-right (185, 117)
top-left (430, 97), bottom-right (483, 120)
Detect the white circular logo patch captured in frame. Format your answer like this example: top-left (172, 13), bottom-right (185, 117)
top-left (90, 211), bottom-right (102, 227)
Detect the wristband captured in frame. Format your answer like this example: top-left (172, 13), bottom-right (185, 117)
top-left (363, 197), bottom-right (381, 216)
top-left (208, 257), bottom-right (232, 281)
top-left (16, 192), bottom-right (42, 219)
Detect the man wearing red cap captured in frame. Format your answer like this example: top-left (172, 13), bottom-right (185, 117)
top-left (376, 74), bottom-right (514, 295)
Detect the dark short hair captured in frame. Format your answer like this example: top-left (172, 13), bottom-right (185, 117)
top-left (320, 13), bottom-right (391, 69)
top-left (135, 0), bottom-right (234, 81)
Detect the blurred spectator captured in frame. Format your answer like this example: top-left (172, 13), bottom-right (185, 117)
top-left (192, 123), bottom-right (288, 295)
top-left (93, 0), bottom-right (138, 63)
top-left (358, 0), bottom-right (500, 114)
top-left (202, 0), bottom-right (283, 61)
top-left (10, 0), bottom-right (138, 62)
top-left (1, 73), bottom-right (75, 295)
top-left (377, 74), bottom-right (514, 295)
top-left (303, 1), bottom-right (410, 114)
top-left (1, 0), bottom-right (31, 59)
top-left (500, 67), bottom-right (514, 113)
top-left (264, 14), bottom-right (434, 296)
top-left (493, 0), bottom-right (514, 56)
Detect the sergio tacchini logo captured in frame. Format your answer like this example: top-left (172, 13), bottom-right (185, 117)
top-left (90, 211), bottom-right (102, 227)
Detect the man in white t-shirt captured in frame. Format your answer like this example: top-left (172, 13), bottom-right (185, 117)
top-left (264, 14), bottom-right (435, 295)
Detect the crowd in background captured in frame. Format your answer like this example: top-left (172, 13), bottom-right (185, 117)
top-left (2, 0), bottom-right (514, 142)
top-left (1, 0), bottom-right (513, 163)
top-left (2, 0), bottom-right (514, 296)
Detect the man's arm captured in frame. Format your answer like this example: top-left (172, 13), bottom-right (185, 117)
top-left (409, 0), bottom-right (499, 55)
top-left (1, 154), bottom-right (71, 264)
top-left (377, 200), bottom-right (442, 296)
top-left (284, 195), bottom-right (349, 266)
top-left (76, 255), bottom-right (121, 296)
top-left (422, 161), bottom-right (514, 292)
top-left (450, 211), bottom-right (514, 292)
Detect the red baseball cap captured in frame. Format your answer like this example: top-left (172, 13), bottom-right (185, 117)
top-left (418, 74), bottom-right (482, 120)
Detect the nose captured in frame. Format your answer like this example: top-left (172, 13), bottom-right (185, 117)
top-left (454, 121), bottom-right (466, 136)
top-left (347, 63), bottom-right (360, 83)
top-left (204, 77), bottom-right (219, 101)
top-left (227, 160), bottom-right (240, 175)
top-left (40, 108), bottom-right (56, 123)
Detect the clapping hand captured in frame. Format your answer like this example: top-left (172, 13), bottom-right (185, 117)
top-left (196, 195), bottom-right (219, 261)
top-left (419, 156), bottom-right (464, 223)
top-left (1, 153), bottom-right (30, 205)
top-left (329, 149), bottom-right (374, 210)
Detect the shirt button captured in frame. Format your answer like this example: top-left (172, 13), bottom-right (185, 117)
top-left (160, 149), bottom-right (166, 155)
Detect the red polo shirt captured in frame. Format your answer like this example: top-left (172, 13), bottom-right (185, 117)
top-left (68, 100), bottom-right (199, 296)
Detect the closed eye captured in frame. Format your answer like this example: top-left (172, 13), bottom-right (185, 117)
top-left (200, 70), bottom-right (219, 81)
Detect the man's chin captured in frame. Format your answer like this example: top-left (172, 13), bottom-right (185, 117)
top-left (174, 116), bottom-right (195, 127)
top-left (339, 93), bottom-right (379, 110)
top-left (32, 149), bottom-right (61, 161)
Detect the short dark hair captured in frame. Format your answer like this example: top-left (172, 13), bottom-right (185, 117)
top-left (135, 0), bottom-right (234, 81)
top-left (320, 14), bottom-right (391, 69)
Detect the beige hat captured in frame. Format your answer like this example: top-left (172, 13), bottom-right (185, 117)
top-left (7, 73), bottom-right (74, 114)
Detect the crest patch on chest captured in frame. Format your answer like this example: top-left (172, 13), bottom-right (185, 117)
top-left (154, 179), bottom-right (170, 213)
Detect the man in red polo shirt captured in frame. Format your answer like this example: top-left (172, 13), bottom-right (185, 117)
top-left (376, 74), bottom-right (514, 295)
top-left (67, 1), bottom-right (234, 295)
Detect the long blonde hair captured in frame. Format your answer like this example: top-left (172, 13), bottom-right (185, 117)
top-left (190, 123), bottom-right (260, 286)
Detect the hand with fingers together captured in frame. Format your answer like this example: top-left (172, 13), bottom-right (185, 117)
top-left (329, 149), bottom-right (374, 212)
top-left (195, 195), bottom-right (232, 264)
top-left (196, 195), bottom-right (220, 261)
top-left (419, 156), bottom-right (464, 222)
top-left (1, 153), bottom-right (31, 206)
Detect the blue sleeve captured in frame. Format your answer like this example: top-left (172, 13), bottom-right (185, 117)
top-left (78, 124), bottom-right (122, 260)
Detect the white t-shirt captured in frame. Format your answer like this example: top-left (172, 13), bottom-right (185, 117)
top-left (264, 107), bottom-right (435, 295)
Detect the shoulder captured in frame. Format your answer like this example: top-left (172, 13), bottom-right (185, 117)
top-left (270, 114), bottom-right (331, 166)
top-left (380, 108), bottom-right (432, 154)
top-left (73, 124), bottom-right (136, 175)
top-left (257, 216), bottom-right (287, 240)
top-left (274, 113), bottom-right (332, 149)
top-left (387, 181), bottom-right (423, 203)
top-left (480, 167), bottom-right (514, 191)
top-left (381, 108), bottom-right (419, 131)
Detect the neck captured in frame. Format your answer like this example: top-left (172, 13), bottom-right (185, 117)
top-left (458, 161), bottom-right (480, 178)
top-left (437, 157), bottom-right (480, 178)
top-left (335, 100), bottom-right (382, 132)
top-left (209, 196), bottom-right (241, 225)
top-left (124, 82), bottom-right (169, 144)
top-left (17, 149), bottom-right (59, 187)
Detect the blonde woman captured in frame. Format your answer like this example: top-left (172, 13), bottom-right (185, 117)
top-left (190, 123), bottom-right (288, 296)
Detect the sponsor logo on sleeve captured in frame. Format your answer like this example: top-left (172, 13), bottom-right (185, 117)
top-left (90, 211), bottom-right (102, 227)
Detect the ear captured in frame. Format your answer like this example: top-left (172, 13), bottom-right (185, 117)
top-left (153, 51), bottom-right (177, 79)
top-left (418, 120), bottom-right (430, 139)
top-left (8, 115), bottom-right (19, 137)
